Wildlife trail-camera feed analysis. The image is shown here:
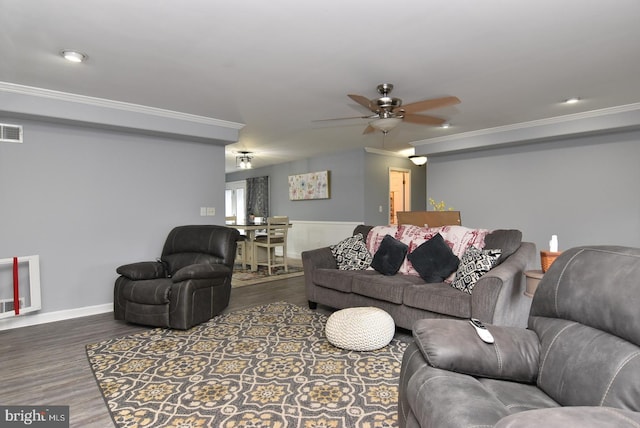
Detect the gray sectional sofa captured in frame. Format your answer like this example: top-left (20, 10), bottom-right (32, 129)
top-left (302, 225), bottom-right (536, 330)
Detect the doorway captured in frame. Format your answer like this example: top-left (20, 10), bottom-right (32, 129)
top-left (389, 168), bottom-right (411, 224)
top-left (225, 180), bottom-right (247, 223)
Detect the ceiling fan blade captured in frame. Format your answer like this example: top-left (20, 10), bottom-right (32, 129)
top-left (402, 114), bottom-right (446, 126)
top-left (397, 96), bottom-right (461, 114)
top-left (312, 115), bottom-right (373, 122)
top-left (362, 125), bottom-right (376, 134)
top-left (348, 94), bottom-right (376, 112)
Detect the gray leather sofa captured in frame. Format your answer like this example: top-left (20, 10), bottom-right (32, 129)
top-left (302, 225), bottom-right (536, 330)
top-left (399, 245), bottom-right (640, 427)
top-left (114, 225), bottom-right (239, 329)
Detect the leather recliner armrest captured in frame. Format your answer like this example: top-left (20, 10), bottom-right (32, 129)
top-left (412, 318), bottom-right (540, 382)
top-left (116, 261), bottom-right (166, 280)
top-left (172, 263), bottom-right (231, 282)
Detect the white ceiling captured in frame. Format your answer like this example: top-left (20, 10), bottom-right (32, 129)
top-left (2, 0), bottom-right (640, 171)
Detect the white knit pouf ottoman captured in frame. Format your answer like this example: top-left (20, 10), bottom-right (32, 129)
top-left (325, 307), bottom-right (395, 351)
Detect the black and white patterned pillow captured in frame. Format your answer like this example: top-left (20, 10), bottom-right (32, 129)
top-left (330, 233), bottom-right (373, 270)
top-left (451, 247), bottom-right (502, 294)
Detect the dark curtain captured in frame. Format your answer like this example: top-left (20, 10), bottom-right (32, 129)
top-left (246, 176), bottom-right (269, 222)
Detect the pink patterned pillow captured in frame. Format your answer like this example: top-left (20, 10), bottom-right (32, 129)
top-left (366, 224), bottom-right (492, 277)
top-left (367, 225), bottom-right (440, 275)
top-left (437, 225), bottom-right (490, 258)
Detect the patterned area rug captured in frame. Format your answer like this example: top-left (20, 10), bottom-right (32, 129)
top-left (86, 302), bottom-right (407, 427)
top-left (231, 265), bottom-right (304, 288)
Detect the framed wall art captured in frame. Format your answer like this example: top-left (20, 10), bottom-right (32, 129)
top-left (288, 170), bottom-right (330, 200)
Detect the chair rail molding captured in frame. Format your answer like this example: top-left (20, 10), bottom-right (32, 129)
top-left (287, 220), bottom-right (362, 259)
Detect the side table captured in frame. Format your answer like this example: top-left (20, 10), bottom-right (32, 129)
top-left (524, 270), bottom-right (544, 297)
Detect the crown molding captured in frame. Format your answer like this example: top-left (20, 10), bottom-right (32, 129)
top-left (0, 81), bottom-right (244, 129)
top-left (0, 82), bottom-right (244, 144)
top-left (412, 102), bottom-right (640, 156)
top-left (364, 147), bottom-right (408, 158)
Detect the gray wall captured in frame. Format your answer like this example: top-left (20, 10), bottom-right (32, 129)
top-left (227, 148), bottom-right (426, 224)
top-left (364, 151), bottom-right (427, 225)
top-left (228, 149), bottom-right (364, 221)
top-left (427, 129), bottom-right (640, 257)
top-left (0, 118), bottom-right (227, 314)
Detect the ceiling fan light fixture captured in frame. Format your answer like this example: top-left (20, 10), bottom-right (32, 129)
top-left (61, 50), bottom-right (87, 63)
top-left (369, 117), bottom-right (402, 133)
top-left (409, 155), bottom-right (428, 166)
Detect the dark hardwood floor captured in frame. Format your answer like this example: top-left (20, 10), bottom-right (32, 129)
top-left (0, 275), bottom-right (316, 427)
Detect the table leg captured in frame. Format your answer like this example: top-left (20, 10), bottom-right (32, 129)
top-left (246, 230), bottom-right (257, 271)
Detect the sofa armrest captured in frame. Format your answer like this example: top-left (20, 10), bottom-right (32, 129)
top-left (302, 247), bottom-right (338, 306)
top-left (413, 318), bottom-right (540, 382)
top-left (116, 261), bottom-right (166, 280)
top-left (494, 407), bottom-right (640, 428)
top-left (470, 241), bottom-right (536, 327)
top-left (172, 264), bottom-right (231, 282)
top-left (302, 247), bottom-right (337, 270)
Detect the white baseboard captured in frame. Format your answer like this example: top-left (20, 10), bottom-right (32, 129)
top-left (0, 303), bottom-right (112, 331)
top-left (0, 221), bottom-right (360, 331)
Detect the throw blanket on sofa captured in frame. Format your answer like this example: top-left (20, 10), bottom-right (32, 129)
top-left (366, 224), bottom-right (490, 276)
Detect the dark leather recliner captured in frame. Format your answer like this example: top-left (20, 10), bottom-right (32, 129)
top-left (399, 245), bottom-right (640, 427)
top-left (114, 225), bottom-right (239, 329)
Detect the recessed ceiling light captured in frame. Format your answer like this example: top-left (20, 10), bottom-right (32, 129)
top-left (61, 50), bottom-right (87, 63)
top-left (563, 97), bottom-right (580, 104)
top-left (440, 123), bottom-right (451, 129)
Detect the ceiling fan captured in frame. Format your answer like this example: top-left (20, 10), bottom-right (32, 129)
top-left (319, 83), bottom-right (461, 134)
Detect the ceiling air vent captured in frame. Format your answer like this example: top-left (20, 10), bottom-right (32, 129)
top-left (0, 124), bottom-right (23, 143)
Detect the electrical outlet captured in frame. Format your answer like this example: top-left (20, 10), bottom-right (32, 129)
top-left (206, 207), bottom-right (216, 216)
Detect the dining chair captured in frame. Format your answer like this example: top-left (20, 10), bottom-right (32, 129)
top-left (253, 216), bottom-right (289, 275)
top-left (225, 215), bottom-right (248, 269)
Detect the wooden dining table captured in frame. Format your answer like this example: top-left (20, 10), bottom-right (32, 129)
top-left (227, 222), bottom-right (292, 272)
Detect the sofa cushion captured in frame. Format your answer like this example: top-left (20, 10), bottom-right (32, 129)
top-left (330, 233), bottom-right (372, 270)
top-left (371, 234), bottom-right (409, 275)
top-left (405, 365), bottom-right (511, 427)
top-left (494, 407), bottom-right (640, 428)
top-left (312, 268), bottom-right (379, 293)
top-left (479, 378), bottom-right (560, 413)
top-left (404, 282), bottom-right (472, 318)
top-left (451, 247), bottom-right (502, 294)
top-left (407, 233), bottom-right (460, 282)
top-left (352, 273), bottom-right (423, 304)
top-left (483, 229), bottom-right (522, 264)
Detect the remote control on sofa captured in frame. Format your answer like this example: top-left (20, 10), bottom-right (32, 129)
top-left (469, 318), bottom-right (495, 344)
